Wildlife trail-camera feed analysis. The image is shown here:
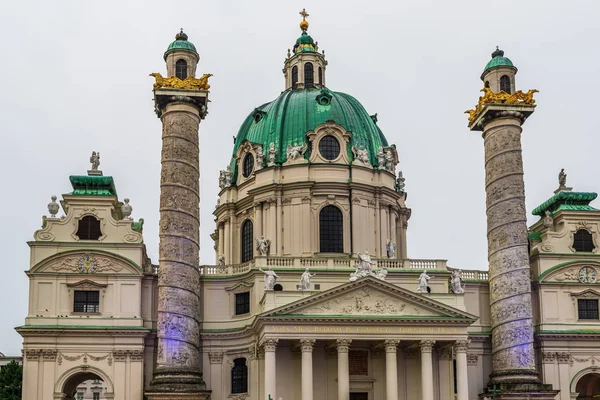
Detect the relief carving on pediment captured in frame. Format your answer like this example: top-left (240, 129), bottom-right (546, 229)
top-left (42, 254), bottom-right (125, 273)
top-left (298, 287), bottom-right (424, 316)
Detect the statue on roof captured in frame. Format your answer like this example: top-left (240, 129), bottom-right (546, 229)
top-left (386, 240), bottom-right (396, 258)
top-left (267, 142), bottom-right (277, 167)
top-left (396, 171), bottom-right (406, 192)
top-left (543, 210), bottom-right (554, 231)
top-left (352, 145), bottom-right (371, 167)
top-left (417, 270), bottom-right (432, 293)
top-left (256, 236), bottom-right (270, 256)
top-left (256, 145), bottom-right (264, 170)
top-left (286, 142), bottom-right (307, 161)
top-left (219, 165), bottom-right (232, 189)
top-left (259, 267), bottom-right (279, 291)
top-left (450, 270), bottom-right (465, 294)
top-left (90, 151), bottom-right (100, 170)
top-left (377, 146), bottom-right (385, 169)
top-left (385, 149), bottom-right (394, 172)
top-left (559, 168), bottom-right (567, 187)
top-left (300, 268), bottom-right (315, 291)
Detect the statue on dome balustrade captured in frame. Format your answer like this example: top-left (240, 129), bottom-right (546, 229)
top-left (352, 145), bottom-right (371, 166)
top-left (386, 240), bottom-right (396, 258)
top-left (417, 270), bottom-right (432, 293)
top-left (267, 142), bottom-right (277, 167)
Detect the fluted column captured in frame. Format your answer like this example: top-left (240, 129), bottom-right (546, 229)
top-left (454, 340), bottom-right (469, 400)
top-left (223, 217), bottom-right (231, 265)
top-left (218, 223), bottom-right (225, 261)
top-left (482, 115), bottom-right (537, 382)
top-left (419, 340), bottom-right (435, 400)
top-left (300, 339), bottom-right (315, 400)
top-left (262, 338), bottom-right (278, 400)
top-left (336, 339), bottom-right (352, 400)
top-left (154, 101), bottom-right (205, 387)
top-left (385, 340), bottom-right (399, 400)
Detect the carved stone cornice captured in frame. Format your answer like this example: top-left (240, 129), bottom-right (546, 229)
top-left (209, 352), bottom-right (223, 364)
top-left (336, 339), bottom-right (352, 353)
top-left (419, 340), bottom-right (435, 353)
top-left (299, 339), bottom-right (316, 353)
top-left (260, 338), bottom-right (279, 352)
top-left (384, 339), bottom-right (399, 353)
top-left (541, 352), bottom-right (556, 364)
top-left (557, 352), bottom-right (570, 364)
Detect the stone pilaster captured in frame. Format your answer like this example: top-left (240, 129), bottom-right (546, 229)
top-left (147, 95), bottom-right (209, 399)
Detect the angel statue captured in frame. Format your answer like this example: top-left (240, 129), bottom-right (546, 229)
top-left (385, 149), bottom-right (394, 172)
top-left (300, 268), bottom-right (316, 291)
top-left (386, 240), bottom-right (396, 258)
top-left (376, 146), bottom-right (385, 169)
top-left (256, 236), bottom-right (270, 256)
top-left (358, 251), bottom-right (374, 274)
top-left (450, 269), bottom-right (465, 294)
top-left (90, 151), bottom-right (100, 170)
top-left (219, 165), bottom-right (233, 190)
top-left (286, 142), bottom-right (307, 161)
top-left (256, 145), bottom-right (264, 170)
top-left (259, 267), bottom-right (278, 291)
top-left (417, 270), bottom-right (432, 293)
top-left (352, 145), bottom-right (371, 166)
top-left (267, 142), bottom-right (277, 167)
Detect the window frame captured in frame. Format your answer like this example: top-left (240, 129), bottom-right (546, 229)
top-left (319, 205), bottom-right (344, 253)
top-left (76, 215), bottom-right (103, 241)
top-left (175, 59), bottom-right (188, 80)
top-left (240, 220), bottom-right (254, 263)
top-left (318, 135), bottom-right (341, 161)
top-left (500, 75), bottom-right (511, 94)
top-left (242, 153), bottom-right (255, 178)
top-left (231, 357), bottom-right (248, 394)
top-left (304, 62), bottom-right (314, 88)
top-left (73, 290), bottom-right (100, 314)
top-left (578, 298), bottom-right (599, 320)
top-left (291, 65), bottom-right (299, 89)
top-left (234, 291), bottom-right (250, 315)
top-left (573, 229), bottom-right (596, 252)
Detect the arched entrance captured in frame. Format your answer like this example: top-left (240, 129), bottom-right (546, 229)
top-left (576, 373), bottom-right (600, 399)
top-left (55, 367), bottom-right (114, 400)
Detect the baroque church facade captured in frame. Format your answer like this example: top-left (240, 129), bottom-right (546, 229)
top-left (17, 11), bottom-right (600, 400)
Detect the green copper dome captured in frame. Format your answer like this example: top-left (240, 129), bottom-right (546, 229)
top-left (294, 32), bottom-right (316, 53)
top-left (164, 30), bottom-right (198, 60)
top-left (481, 47), bottom-right (516, 79)
top-left (231, 87), bottom-right (388, 173)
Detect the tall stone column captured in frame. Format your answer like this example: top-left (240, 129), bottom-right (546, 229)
top-left (454, 340), bottom-right (469, 400)
top-left (263, 338), bottom-right (279, 400)
top-left (300, 339), bottom-right (315, 400)
top-left (336, 339), bottom-right (351, 400)
top-left (384, 340), bottom-right (399, 400)
top-left (419, 340), bottom-right (435, 400)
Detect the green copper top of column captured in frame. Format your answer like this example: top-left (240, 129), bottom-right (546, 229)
top-left (532, 191), bottom-right (598, 217)
top-left (69, 175), bottom-right (117, 196)
top-left (164, 29), bottom-right (198, 60)
top-left (481, 47), bottom-right (517, 79)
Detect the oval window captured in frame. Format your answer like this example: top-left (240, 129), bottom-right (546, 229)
top-left (319, 135), bottom-right (341, 160)
top-left (242, 154), bottom-right (255, 178)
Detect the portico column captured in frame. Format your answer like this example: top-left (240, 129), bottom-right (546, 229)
top-left (385, 340), bottom-right (399, 400)
top-left (419, 340), bottom-right (435, 400)
top-left (262, 338), bottom-right (278, 400)
top-left (300, 339), bottom-right (316, 400)
top-left (336, 339), bottom-right (352, 400)
top-left (454, 340), bottom-right (469, 400)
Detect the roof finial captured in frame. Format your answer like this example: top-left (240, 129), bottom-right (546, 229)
top-left (492, 46), bottom-right (504, 58)
top-left (555, 168), bottom-right (572, 193)
top-left (176, 28), bottom-right (188, 41)
top-left (299, 8), bottom-right (309, 31)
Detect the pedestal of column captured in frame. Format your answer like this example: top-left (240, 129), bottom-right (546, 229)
top-left (419, 340), bottom-right (435, 400)
top-left (263, 339), bottom-right (278, 400)
top-left (454, 340), bottom-right (469, 400)
top-left (300, 339), bottom-right (315, 400)
top-left (336, 339), bottom-right (351, 400)
top-left (385, 340), bottom-right (399, 400)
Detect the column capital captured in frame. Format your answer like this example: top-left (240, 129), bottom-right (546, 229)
top-left (299, 339), bottom-right (316, 352)
top-left (261, 338), bottom-right (279, 352)
top-left (454, 339), bottom-right (470, 353)
top-left (419, 339), bottom-right (436, 352)
top-left (384, 339), bottom-right (399, 352)
top-left (336, 339), bottom-right (352, 352)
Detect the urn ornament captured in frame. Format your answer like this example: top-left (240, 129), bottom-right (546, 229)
top-left (121, 198), bottom-right (133, 219)
top-left (47, 195), bottom-right (59, 217)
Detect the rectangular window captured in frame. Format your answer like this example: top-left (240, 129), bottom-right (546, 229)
top-left (235, 292), bottom-right (250, 315)
top-left (348, 350), bottom-right (368, 376)
top-left (93, 393), bottom-right (100, 400)
top-left (74, 290), bottom-right (100, 313)
top-left (578, 299), bottom-right (599, 320)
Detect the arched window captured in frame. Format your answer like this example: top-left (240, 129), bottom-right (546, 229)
top-left (318, 67), bottom-right (323, 86)
top-left (291, 66), bottom-right (298, 89)
top-left (231, 358), bottom-right (248, 394)
top-left (575, 372), bottom-right (600, 399)
top-left (76, 216), bottom-right (102, 240)
top-left (242, 154), bottom-right (254, 178)
top-left (573, 229), bottom-right (595, 252)
top-left (319, 205), bottom-right (343, 253)
top-left (175, 59), bottom-right (188, 80)
top-left (319, 135), bottom-right (341, 160)
top-left (304, 63), bottom-right (314, 88)
top-left (241, 220), bottom-right (254, 262)
top-left (500, 75), bottom-right (511, 93)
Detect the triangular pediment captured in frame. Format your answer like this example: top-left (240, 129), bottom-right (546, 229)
top-left (261, 276), bottom-right (477, 322)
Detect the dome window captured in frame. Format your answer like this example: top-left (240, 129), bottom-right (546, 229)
top-left (304, 62), bottom-right (314, 88)
top-left (319, 135), bottom-right (340, 160)
top-left (316, 88), bottom-right (332, 106)
top-left (242, 154), bottom-right (255, 178)
top-left (252, 109), bottom-right (266, 123)
top-left (241, 220), bottom-right (254, 262)
top-left (292, 66), bottom-right (299, 89)
top-left (320, 205), bottom-right (343, 253)
top-left (573, 229), bottom-right (595, 252)
top-left (500, 75), bottom-right (511, 93)
top-left (175, 59), bottom-right (188, 80)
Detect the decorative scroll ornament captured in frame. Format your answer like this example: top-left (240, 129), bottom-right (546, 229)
top-left (150, 72), bottom-right (212, 90)
top-left (465, 87), bottom-right (538, 122)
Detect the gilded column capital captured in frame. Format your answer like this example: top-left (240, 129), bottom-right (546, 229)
top-left (299, 339), bottom-right (316, 353)
top-left (336, 339), bottom-right (352, 353)
top-left (384, 340), bottom-right (399, 353)
top-left (419, 339), bottom-right (435, 353)
top-left (261, 338), bottom-right (279, 352)
top-left (453, 340), bottom-right (470, 353)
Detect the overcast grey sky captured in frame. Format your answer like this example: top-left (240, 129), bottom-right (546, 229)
top-left (1, 0), bottom-right (598, 355)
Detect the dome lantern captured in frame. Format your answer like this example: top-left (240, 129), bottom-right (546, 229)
top-left (481, 46), bottom-right (518, 94)
top-left (163, 29), bottom-right (200, 79)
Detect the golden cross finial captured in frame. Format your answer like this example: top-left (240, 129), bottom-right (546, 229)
top-left (299, 8), bottom-right (309, 20)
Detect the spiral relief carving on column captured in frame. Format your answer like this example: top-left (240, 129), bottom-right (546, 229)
top-left (483, 123), bottom-right (537, 378)
top-left (156, 108), bottom-right (202, 371)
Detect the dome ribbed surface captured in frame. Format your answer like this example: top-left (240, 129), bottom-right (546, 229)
top-left (231, 88), bottom-right (388, 171)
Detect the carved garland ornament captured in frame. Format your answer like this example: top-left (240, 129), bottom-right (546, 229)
top-left (57, 352), bottom-right (114, 365)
